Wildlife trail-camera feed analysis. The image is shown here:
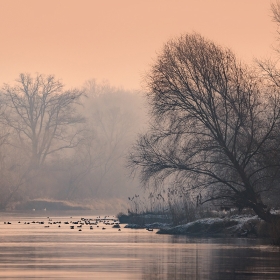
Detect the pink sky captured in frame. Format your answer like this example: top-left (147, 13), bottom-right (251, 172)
top-left (0, 0), bottom-right (277, 90)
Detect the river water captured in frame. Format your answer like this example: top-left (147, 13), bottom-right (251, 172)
top-left (0, 212), bottom-right (279, 279)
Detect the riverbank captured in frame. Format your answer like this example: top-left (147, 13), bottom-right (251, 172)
top-left (123, 214), bottom-right (270, 239)
top-left (156, 215), bottom-right (266, 238)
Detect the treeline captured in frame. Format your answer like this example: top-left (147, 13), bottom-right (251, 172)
top-left (0, 74), bottom-right (147, 209)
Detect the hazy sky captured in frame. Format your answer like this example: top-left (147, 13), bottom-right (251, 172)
top-left (0, 0), bottom-right (277, 90)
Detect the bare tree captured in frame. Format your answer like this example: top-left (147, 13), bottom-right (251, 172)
top-left (2, 73), bottom-right (85, 169)
top-left (272, 1), bottom-right (280, 28)
top-left (254, 1), bottom-right (280, 208)
top-left (129, 33), bottom-right (280, 223)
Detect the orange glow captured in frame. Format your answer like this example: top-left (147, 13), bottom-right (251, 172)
top-left (0, 0), bottom-right (276, 90)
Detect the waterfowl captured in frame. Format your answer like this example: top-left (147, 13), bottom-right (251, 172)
top-left (112, 224), bottom-right (120, 228)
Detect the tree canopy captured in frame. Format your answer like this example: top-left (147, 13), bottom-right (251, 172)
top-left (129, 33), bottom-right (280, 223)
top-left (2, 73), bottom-right (85, 169)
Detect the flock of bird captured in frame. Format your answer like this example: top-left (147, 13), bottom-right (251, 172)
top-left (3, 216), bottom-right (122, 232)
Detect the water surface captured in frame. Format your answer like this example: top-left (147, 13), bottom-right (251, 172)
top-left (0, 212), bottom-right (279, 279)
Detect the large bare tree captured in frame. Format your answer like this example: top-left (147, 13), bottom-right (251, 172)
top-left (129, 33), bottom-right (280, 223)
top-left (2, 73), bottom-right (85, 169)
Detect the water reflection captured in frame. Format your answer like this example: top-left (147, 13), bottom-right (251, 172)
top-left (0, 213), bottom-right (279, 279)
top-left (142, 237), bottom-right (280, 280)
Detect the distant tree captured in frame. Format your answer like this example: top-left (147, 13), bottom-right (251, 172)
top-left (82, 80), bottom-right (146, 198)
top-left (2, 73), bottom-right (85, 169)
top-left (129, 33), bottom-right (280, 223)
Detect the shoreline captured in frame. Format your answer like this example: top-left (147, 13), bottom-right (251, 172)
top-left (123, 214), bottom-right (271, 240)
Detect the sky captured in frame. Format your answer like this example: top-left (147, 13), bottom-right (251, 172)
top-left (0, 0), bottom-right (277, 90)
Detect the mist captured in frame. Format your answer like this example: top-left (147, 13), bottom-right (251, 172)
top-left (0, 74), bottom-right (148, 212)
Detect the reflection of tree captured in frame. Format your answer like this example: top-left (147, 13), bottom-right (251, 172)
top-left (140, 240), bottom-right (207, 279)
top-left (210, 240), bottom-right (280, 279)
top-left (140, 239), bottom-right (279, 280)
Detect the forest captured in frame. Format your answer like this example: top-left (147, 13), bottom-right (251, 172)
top-left (0, 74), bottom-right (147, 211)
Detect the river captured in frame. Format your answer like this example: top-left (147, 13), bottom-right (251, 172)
top-left (0, 212), bottom-right (279, 279)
